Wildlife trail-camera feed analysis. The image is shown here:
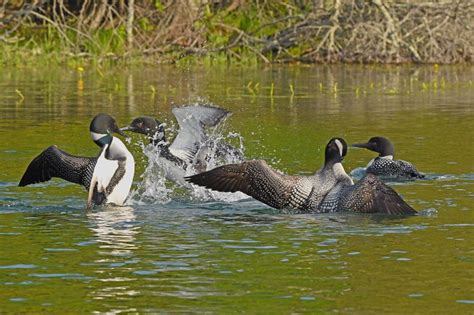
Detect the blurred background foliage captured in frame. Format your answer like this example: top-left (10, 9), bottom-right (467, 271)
top-left (0, 0), bottom-right (472, 64)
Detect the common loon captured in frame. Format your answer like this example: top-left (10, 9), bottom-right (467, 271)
top-left (120, 105), bottom-right (243, 172)
top-left (352, 136), bottom-right (424, 180)
top-left (19, 114), bottom-right (135, 208)
top-left (186, 138), bottom-right (416, 215)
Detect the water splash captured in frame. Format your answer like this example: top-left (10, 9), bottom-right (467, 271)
top-left (128, 121), bottom-right (247, 205)
top-left (128, 142), bottom-right (174, 205)
top-left (349, 167), bottom-right (367, 180)
top-left (417, 208), bottom-right (438, 217)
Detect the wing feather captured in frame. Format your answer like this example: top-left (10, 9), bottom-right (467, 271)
top-left (19, 145), bottom-right (97, 189)
top-left (339, 174), bottom-right (417, 215)
top-left (169, 105), bottom-right (230, 162)
top-left (186, 160), bottom-right (299, 209)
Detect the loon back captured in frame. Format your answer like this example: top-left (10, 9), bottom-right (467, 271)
top-left (367, 157), bottom-right (424, 179)
top-left (19, 145), bottom-right (97, 189)
top-left (320, 174), bottom-right (417, 215)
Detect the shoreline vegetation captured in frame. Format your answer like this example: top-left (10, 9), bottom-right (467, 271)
top-left (0, 0), bottom-right (472, 65)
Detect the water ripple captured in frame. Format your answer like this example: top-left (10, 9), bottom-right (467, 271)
top-left (0, 264), bottom-right (37, 269)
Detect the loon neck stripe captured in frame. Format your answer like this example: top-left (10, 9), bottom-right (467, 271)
top-left (335, 139), bottom-right (343, 157)
top-left (91, 132), bottom-right (112, 147)
top-left (90, 131), bottom-right (108, 141)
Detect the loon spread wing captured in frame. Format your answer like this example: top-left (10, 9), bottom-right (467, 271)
top-left (169, 105), bottom-right (230, 162)
top-left (185, 160), bottom-right (301, 209)
top-left (19, 145), bottom-right (97, 189)
top-left (338, 174), bottom-right (417, 215)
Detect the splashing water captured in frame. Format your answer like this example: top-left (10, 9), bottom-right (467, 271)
top-left (128, 120), bottom-right (248, 205)
top-left (188, 123), bottom-right (249, 203)
top-left (349, 167), bottom-right (367, 180)
top-left (128, 143), bottom-right (174, 205)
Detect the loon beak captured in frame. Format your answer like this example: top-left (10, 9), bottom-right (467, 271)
top-left (352, 142), bottom-right (369, 149)
top-left (119, 126), bottom-right (137, 138)
top-left (120, 126), bottom-right (134, 132)
top-left (115, 127), bottom-right (130, 138)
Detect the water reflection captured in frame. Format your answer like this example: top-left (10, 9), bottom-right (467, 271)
top-left (87, 206), bottom-right (139, 257)
top-left (86, 206), bottom-right (141, 301)
top-left (127, 72), bottom-right (136, 114)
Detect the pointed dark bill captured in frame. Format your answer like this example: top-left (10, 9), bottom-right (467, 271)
top-left (351, 142), bottom-right (369, 148)
top-left (114, 126), bottom-right (130, 138)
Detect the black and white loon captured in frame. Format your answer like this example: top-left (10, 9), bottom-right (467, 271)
top-left (185, 138), bottom-right (416, 215)
top-left (352, 136), bottom-right (424, 180)
top-left (120, 105), bottom-right (242, 172)
top-left (19, 114), bottom-right (135, 208)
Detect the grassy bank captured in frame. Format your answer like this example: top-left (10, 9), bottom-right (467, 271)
top-left (0, 1), bottom-right (473, 65)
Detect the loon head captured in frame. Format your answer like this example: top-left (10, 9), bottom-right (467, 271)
top-left (90, 113), bottom-right (128, 147)
top-left (325, 137), bottom-right (347, 165)
top-left (352, 136), bottom-right (394, 158)
top-left (120, 116), bottom-right (165, 144)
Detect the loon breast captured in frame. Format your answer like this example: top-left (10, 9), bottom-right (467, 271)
top-left (87, 137), bottom-right (134, 207)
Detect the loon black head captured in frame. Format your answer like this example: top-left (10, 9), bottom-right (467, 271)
top-left (120, 116), bottom-right (165, 145)
top-left (325, 137), bottom-right (347, 165)
top-left (90, 113), bottom-right (128, 147)
top-left (352, 136), bottom-right (394, 158)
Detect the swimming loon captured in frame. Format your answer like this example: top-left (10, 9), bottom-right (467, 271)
top-left (121, 105), bottom-right (243, 172)
top-left (185, 138), bottom-right (416, 215)
top-left (352, 136), bottom-right (424, 179)
top-left (19, 114), bottom-right (135, 208)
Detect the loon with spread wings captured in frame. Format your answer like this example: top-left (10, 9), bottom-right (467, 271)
top-left (19, 114), bottom-right (134, 208)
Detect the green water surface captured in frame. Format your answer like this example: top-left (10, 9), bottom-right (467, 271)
top-left (0, 64), bottom-right (473, 313)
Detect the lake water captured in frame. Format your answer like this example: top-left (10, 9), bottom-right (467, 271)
top-left (0, 64), bottom-right (473, 313)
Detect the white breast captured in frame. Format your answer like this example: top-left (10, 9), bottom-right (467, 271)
top-left (91, 137), bottom-right (135, 206)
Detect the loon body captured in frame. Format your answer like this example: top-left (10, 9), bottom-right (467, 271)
top-left (352, 137), bottom-right (424, 180)
top-left (186, 138), bottom-right (416, 215)
top-left (121, 105), bottom-right (243, 175)
top-left (19, 114), bottom-right (135, 208)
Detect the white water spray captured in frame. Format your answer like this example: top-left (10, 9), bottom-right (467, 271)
top-left (128, 116), bottom-right (248, 205)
